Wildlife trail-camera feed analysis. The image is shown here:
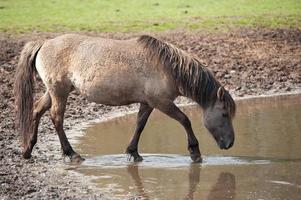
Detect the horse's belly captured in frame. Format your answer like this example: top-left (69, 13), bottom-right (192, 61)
top-left (85, 86), bottom-right (139, 106)
top-left (71, 73), bottom-right (143, 106)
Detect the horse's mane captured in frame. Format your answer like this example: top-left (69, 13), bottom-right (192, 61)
top-left (138, 35), bottom-right (236, 117)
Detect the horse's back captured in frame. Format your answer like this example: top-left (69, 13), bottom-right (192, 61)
top-left (35, 34), bottom-right (176, 106)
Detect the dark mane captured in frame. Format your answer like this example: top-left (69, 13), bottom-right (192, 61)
top-left (138, 35), bottom-right (236, 117)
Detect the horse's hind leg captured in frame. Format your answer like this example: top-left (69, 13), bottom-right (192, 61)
top-left (155, 101), bottom-right (202, 163)
top-left (23, 92), bottom-right (51, 159)
top-left (126, 103), bottom-right (153, 162)
top-left (49, 92), bottom-right (84, 163)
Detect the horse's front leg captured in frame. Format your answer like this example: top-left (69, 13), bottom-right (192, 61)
top-left (126, 103), bottom-right (153, 162)
top-left (50, 93), bottom-right (84, 163)
top-left (156, 101), bottom-right (202, 163)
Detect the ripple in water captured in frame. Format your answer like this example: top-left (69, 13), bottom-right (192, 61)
top-left (81, 154), bottom-right (270, 169)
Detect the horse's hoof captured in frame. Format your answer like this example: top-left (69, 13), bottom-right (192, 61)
top-left (133, 155), bottom-right (143, 162)
top-left (70, 154), bottom-right (85, 164)
top-left (191, 154), bottom-right (202, 163)
top-left (126, 147), bottom-right (143, 162)
top-left (23, 148), bottom-right (32, 159)
top-left (126, 154), bottom-right (143, 162)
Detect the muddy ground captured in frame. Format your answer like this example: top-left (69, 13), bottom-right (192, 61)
top-left (0, 28), bottom-right (301, 199)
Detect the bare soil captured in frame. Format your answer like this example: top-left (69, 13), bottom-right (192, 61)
top-left (0, 28), bottom-right (300, 199)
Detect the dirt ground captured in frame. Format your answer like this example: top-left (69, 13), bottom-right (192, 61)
top-left (0, 28), bottom-right (301, 199)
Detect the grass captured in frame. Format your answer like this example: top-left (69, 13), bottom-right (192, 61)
top-left (0, 0), bottom-right (300, 33)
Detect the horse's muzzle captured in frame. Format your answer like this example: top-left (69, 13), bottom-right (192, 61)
top-left (218, 138), bottom-right (234, 150)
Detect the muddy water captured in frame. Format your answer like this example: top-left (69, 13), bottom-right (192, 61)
top-left (73, 95), bottom-right (301, 200)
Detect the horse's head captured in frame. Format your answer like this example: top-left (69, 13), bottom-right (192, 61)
top-left (203, 87), bottom-right (236, 150)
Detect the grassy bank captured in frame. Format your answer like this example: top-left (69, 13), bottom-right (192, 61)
top-left (0, 0), bottom-right (300, 33)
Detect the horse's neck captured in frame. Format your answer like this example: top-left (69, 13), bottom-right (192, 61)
top-left (171, 66), bottom-right (218, 108)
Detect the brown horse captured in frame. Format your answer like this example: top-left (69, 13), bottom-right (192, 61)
top-left (14, 34), bottom-right (236, 163)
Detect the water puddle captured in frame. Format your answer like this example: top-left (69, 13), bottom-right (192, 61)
top-left (72, 94), bottom-right (301, 200)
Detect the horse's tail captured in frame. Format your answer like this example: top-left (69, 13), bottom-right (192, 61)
top-left (14, 40), bottom-right (43, 151)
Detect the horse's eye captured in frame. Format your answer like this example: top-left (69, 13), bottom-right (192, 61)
top-left (222, 113), bottom-right (228, 118)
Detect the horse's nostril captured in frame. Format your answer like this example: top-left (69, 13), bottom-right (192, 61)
top-left (217, 136), bottom-right (234, 150)
top-left (225, 140), bottom-right (234, 149)
top-left (218, 137), bottom-right (226, 149)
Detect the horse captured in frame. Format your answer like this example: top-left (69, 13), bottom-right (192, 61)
top-left (14, 34), bottom-right (236, 163)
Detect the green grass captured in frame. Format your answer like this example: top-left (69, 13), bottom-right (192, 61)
top-left (0, 0), bottom-right (300, 33)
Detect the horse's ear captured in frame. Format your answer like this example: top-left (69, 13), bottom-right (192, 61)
top-left (217, 86), bottom-right (225, 101)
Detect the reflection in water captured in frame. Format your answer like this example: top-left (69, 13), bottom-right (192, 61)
top-left (183, 164), bottom-right (200, 200)
top-left (127, 164), bottom-right (150, 200)
top-left (126, 163), bottom-right (236, 200)
top-left (127, 164), bottom-right (202, 200)
top-left (207, 172), bottom-right (236, 200)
